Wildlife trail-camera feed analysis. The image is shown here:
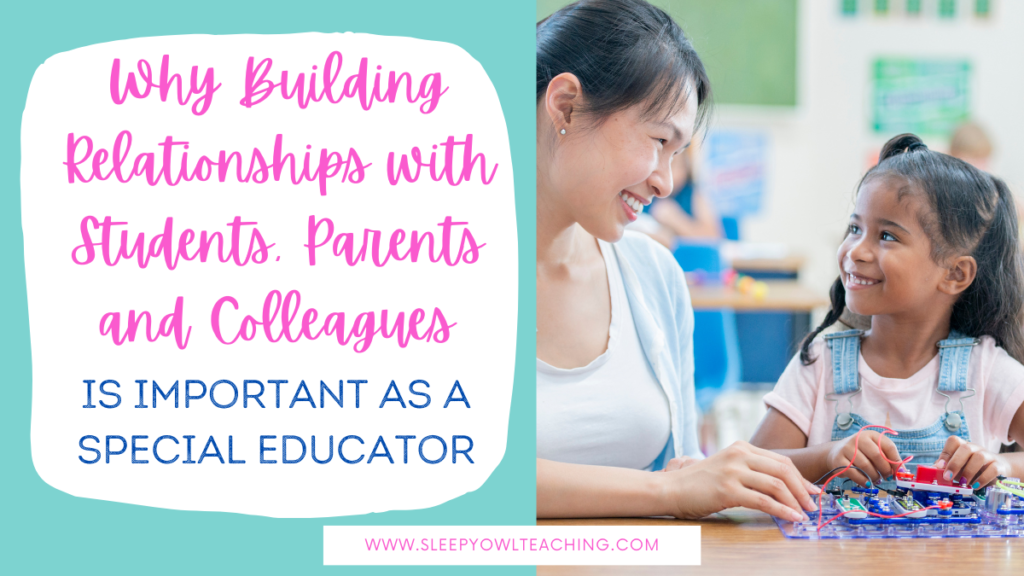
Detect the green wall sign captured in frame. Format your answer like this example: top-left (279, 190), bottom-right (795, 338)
top-left (873, 59), bottom-right (971, 135)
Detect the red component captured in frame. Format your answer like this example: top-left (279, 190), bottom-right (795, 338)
top-left (723, 269), bottom-right (738, 287)
top-left (895, 471), bottom-right (914, 481)
top-left (914, 465), bottom-right (952, 486)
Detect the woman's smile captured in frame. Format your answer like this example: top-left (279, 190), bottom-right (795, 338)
top-left (618, 190), bottom-right (649, 222)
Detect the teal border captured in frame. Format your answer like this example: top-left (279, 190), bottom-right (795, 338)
top-left (0, 1), bottom-right (536, 574)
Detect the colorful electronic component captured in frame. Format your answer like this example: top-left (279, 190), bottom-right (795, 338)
top-left (776, 426), bottom-right (1024, 538)
top-left (895, 465), bottom-right (973, 496)
top-left (983, 485), bottom-right (1024, 515)
top-left (865, 496), bottom-right (892, 515)
top-left (914, 492), bottom-right (946, 514)
top-left (777, 489), bottom-right (1001, 538)
top-left (948, 495), bottom-right (974, 517)
top-left (891, 493), bottom-right (928, 518)
top-left (835, 496), bottom-right (868, 519)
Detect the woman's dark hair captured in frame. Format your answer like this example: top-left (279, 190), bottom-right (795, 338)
top-left (801, 133), bottom-right (1024, 365)
top-left (537, 0), bottom-right (712, 131)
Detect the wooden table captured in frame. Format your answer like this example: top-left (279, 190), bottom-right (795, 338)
top-left (732, 255), bottom-right (806, 280)
top-left (688, 281), bottom-right (828, 311)
top-left (538, 510), bottom-right (1024, 574)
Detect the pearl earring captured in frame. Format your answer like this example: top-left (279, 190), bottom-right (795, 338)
top-left (560, 128), bottom-right (566, 135)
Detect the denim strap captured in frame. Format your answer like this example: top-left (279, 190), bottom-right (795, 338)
top-left (824, 329), bottom-right (864, 395)
top-left (937, 329), bottom-right (978, 393)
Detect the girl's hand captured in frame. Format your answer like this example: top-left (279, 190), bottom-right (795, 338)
top-left (825, 431), bottom-right (902, 486)
top-left (660, 441), bottom-right (820, 522)
top-left (935, 436), bottom-right (1011, 489)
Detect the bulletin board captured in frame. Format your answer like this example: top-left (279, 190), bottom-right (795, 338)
top-left (872, 58), bottom-right (971, 136)
top-left (536, 0), bottom-right (799, 107)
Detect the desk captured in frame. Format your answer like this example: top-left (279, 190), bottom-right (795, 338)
top-left (688, 282), bottom-right (828, 383)
top-left (538, 510), bottom-right (1024, 574)
top-left (731, 255), bottom-right (806, 281)
top-left (688, 281), bottom-right (827, 311)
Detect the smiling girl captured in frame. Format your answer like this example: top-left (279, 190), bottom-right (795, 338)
top-left (751, 134), bottom-right (1024, 490)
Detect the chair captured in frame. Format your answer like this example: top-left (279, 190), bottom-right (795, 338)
top-left (672, 242), bottom-right (743, 413)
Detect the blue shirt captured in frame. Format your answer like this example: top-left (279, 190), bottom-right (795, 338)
top-left (607, 231), bottom-right (703, 464)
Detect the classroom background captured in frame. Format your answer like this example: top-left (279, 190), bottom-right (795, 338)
top-left (537, 0), bottom-right (1024, 454)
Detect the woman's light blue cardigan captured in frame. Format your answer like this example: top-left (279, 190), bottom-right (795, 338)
top-left (604, 230), bottom-right (703, 467)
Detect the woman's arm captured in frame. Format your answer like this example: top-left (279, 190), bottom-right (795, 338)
top-left (538, 441), bottom-right (821, 522)
top-left (537, 459), bottom-right (677, 519)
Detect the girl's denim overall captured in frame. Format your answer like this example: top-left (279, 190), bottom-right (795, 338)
top-left (823, 329), bottom-right (976, 489)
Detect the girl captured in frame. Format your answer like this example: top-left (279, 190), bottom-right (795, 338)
top-left (751, 134), bottom-right (1024, 490)
top-left (536, 0), bottom-right (818, 521)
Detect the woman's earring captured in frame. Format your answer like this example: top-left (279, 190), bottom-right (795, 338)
top-left (560, 128), bottom-right (566, 135)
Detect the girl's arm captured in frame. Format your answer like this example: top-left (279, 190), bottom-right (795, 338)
top-left (750, 408), bottom-right (834, 482)
top-left (938, 401), bottom-right (1024, 486)
top-left (689, 192), bottom-right (724, 238)
top-left (537, 441), bottom-right (821, 521)
top-left (750, 408), bottom-right (901, 486)
top-left (1006, 402), bottom-right (1024, 477)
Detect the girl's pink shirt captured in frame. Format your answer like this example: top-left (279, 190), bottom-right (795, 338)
top-left (764, 336), bottom-right (1024, 451)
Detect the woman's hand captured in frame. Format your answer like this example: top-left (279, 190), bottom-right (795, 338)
top-left (935, 436), bottom-right (1011, 489)
top-left (659, 441), bottom-right (820, 522)
top-left (825, 431), bottom-right (902, 486)
top-left (660, 456), bottom-right (698, 472)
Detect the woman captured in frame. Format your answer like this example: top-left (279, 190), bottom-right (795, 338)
top-left (536, 0), bottom-right (818, 521)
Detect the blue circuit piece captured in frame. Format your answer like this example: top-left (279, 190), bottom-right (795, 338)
top-left (1001, 497), bottom-right (1024, 516)
top-left (913, 490), bottom-right (946, 508)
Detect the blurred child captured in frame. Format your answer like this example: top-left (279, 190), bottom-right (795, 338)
top-left (750, 133), bottom-right (1024, 490)
top-left (949, 121), bottom-right (1024, 246)
top-left (650, 146), bottom-right (723, 240)
top-left (949, 121), bottom-right (992, 171)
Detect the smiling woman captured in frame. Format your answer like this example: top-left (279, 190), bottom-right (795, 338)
top-left (535, 0), bottom-right (820, 522)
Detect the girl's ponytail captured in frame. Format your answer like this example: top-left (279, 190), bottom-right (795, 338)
top-left (950, 175), bottom-right (1024, 363)
top-left (879, 133), bottom-right (928, 161)
top-left (800, 276), bottom-right (846, 364)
